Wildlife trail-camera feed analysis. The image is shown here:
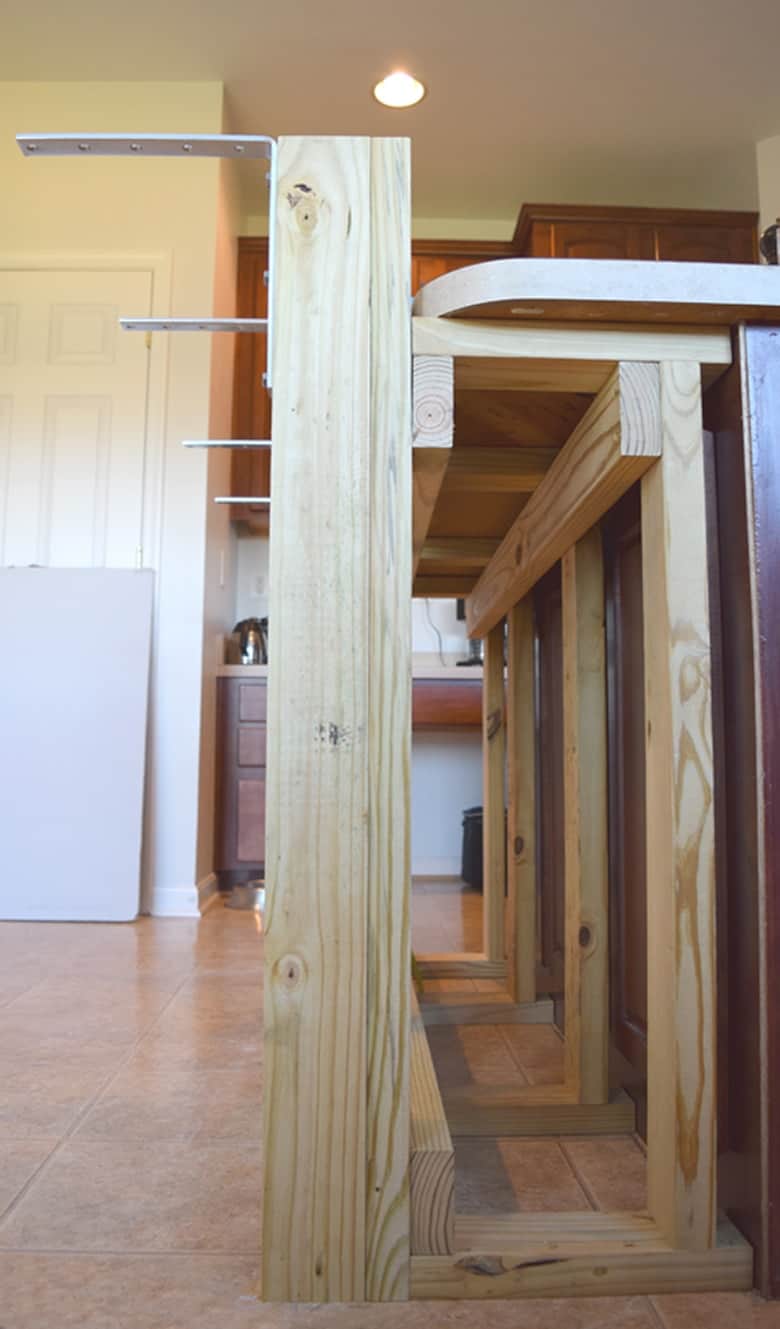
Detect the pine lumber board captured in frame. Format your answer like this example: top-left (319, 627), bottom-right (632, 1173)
top-left (421, 997), bottom-right (554, 1027)
top-left (454, 1211), bottom-right (662, 1251)
top-left (562, 529), bottom-right (609, 1103)
top-left (415, 953), bottom-right (507, 980)
top-left (466, 362), bottom-right (662, 638)
top-left (442, 1086), bottom-right (636, 1137)
top-left (482, 622), bottom-right (507, 963)
top-left (410, 987), bottom-right (455, 1256)
top-left (262, 135), bottom-right (371, 1303)
top-left (410, 1218), bottom-right (753, 1298)
top-left (506, 598), bottom-right (536, 1003)
top-left (413, 315), bottom-right (732, 370)
top-left (365, 136), bottom-right (412, 1301)
top-left (444, 446), bottom-right (559, 492)
top-left (412, 355), bottom-right (453, 577)
top-left (641, 362), bottom-right (717, 1252)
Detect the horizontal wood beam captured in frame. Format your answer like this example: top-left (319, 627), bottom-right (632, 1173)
top-left (415, 953), bottom-right (507, 981)
top-left (466, 362), bottom-right (662, 638)
top-left (413, 317), bottom-right (732, 371)
top-left (410, 1218), bottom-right (753, 1299)
top-left (413, 576), bottom-right (476, 597)
top-left (421, 538), bottom-right (500, 567)
top-left (442, 1085), bottom-right (635, 1137)
top-left (421, 997), bottom-right (553, 1027)
top-left (412, 355), bottom-right (453, 577)
top-left (455, 1211), bottom-right (663, 1251)
top-left (445, 447), bottom-right (558, 492)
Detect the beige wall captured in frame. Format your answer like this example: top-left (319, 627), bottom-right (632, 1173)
top-left (0, 80), bottom-right (234, 915)
top-left (757, 136), bottom-right (780, 236)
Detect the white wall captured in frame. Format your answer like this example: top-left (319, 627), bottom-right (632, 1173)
top-left (234, 529), bottom-right (270, 622)
top-left (0, 80), bottom-right (233, 916)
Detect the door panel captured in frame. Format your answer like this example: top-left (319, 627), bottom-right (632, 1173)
top-left (603, 487), bottom-right (648, 1079)
top-left (0, 268), bottom-right (152, 569)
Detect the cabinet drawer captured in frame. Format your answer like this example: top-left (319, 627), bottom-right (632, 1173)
top-left (239, 683), bottom-right (267, 722)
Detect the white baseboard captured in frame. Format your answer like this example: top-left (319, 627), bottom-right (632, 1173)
top-left (198, 873), bottom-right (220, 915)
top-left (412, 857), bottom-right (462, 877)
top-left (150, 873), bottom-right (219, 919)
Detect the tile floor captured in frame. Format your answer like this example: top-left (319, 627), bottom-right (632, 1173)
top-left (0, 887), bottom-right (776, 1325)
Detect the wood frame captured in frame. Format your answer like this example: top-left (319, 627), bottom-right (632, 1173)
top-left (263, 193), bottom-right (771, 1302)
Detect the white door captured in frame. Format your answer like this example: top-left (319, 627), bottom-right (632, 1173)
top-left (0, 268), bottom-right (152, 568)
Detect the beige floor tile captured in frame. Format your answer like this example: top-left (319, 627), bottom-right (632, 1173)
top-left (499, 1023), bottom-right (565, 1084)
top-left (0, 1252), bottom-right (260, 1329)
top-left (563, 1135), bottom-right (647, 1211)
top-left (455, 1138), bottom-right (591, 1213)
top-left (0, 1139), bottom-right (262, 1253)
top-left (653, 1292), bottom-right (780, 1327)
top-left (0, 1063), bottom-right (115, 1137)
top-left (0, 1252), bottom-right (663, 1329)
top-left (74, 1067), bottom-right (263, 1142)
top-left (427, 1025), bottom-right (527, 1090)
top-left (0, 1138), bottom-right (59, 1216)
top-left (130, 1023), bottom-right (263, 1073)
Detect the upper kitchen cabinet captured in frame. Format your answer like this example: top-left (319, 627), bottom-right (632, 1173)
top-left (231, 237), bottom-right (271, 522)
top-left (513, 203), bottom-right (759, 263)
top-left (411, 239), bottom-right (513, 294)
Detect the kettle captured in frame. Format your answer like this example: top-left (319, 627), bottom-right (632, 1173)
top-left (234, 617), bottom-right (268, 665)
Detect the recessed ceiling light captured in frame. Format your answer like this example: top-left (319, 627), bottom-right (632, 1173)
top-left (373, 71), bottom-right (426, 109)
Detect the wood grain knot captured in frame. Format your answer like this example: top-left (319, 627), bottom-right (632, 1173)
top-left (579, 926), bottom-right (592, 947)
top-left (486, 709), bottom-right (502, 741)
top-left (514, 835), bottom-right (525, 855)
top-left (276, 953), bottom-right (306, 992)
top-left (286, 182), bottom-right (319, 236)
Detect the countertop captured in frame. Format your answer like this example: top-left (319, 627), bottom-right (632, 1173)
top-left (216, 659), bottom-right (482, 682)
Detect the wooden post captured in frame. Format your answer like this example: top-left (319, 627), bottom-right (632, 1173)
top-left (365, 137), bottom-right (412, 1301)
top-left (482, 621), bottom-right (506, 963)
top-left (262, 137), bottom-right (411, 1303)
top-left (506, 599), bottom-right (536, 1004)
top-left (642, 361), bottom-right (716, 1251)
top-left (562, 528), bottom-right (609, 1104)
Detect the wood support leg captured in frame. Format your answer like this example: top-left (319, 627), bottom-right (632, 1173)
top-left (562, 527), bottom-right (609, 1104)
top-left (506, 598), bottom-right (536, 1004)
top-left (482, 621), bottom-right (506, 963)
top-left (262, 136), bottom-right (411, 1303)
top-left (642, 361), bottom-right (716, 1252)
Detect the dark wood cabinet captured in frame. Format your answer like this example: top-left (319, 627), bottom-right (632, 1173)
top-left (533, 565), bottom-right (565, 1002)
top-left (215, 676), bottom-right (266, 883)
top-left (231, 237), bottom-right (271, 519)
top-left (513, 203), bottom-right (758, 264)
top-left (412, 678), bottom-right (482, 728)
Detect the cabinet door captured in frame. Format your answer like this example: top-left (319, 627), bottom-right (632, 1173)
top-left (550, 221), bottom-right (652, 260)
top-left (603, 487), bottom-right (648, 1080)
top-left (216, 678), bottom-right (267, 873)
top-left (231, 239), bottom-right (271, 504)
top-left (655, 223), bottom-right (757, 264)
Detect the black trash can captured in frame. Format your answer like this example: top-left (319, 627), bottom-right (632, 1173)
top-left (461, 806), bottom-right (483, 890)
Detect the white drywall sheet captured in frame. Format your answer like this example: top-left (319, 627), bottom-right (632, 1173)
top-left (0, 568), bottom-right (153, 920)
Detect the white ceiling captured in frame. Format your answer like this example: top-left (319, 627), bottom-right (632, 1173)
top-left (3, 0), bottom-right (780, 222)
